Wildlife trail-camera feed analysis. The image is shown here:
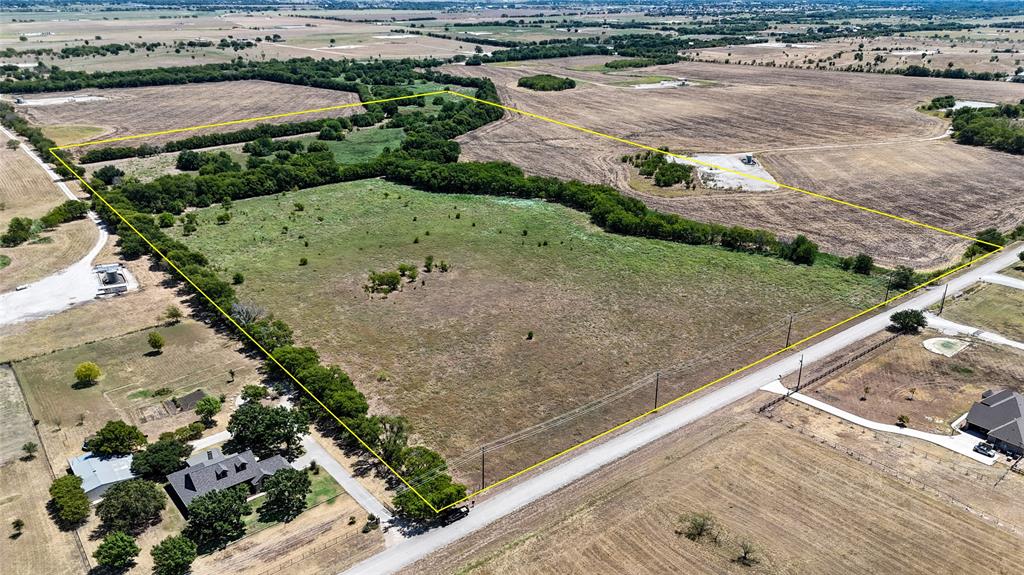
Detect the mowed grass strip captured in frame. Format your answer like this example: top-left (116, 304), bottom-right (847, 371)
top-left (174, 179), bottom-right (883, 461)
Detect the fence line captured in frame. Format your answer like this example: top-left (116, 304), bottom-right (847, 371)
top-left (763, 398), bottom-right (1023, 538)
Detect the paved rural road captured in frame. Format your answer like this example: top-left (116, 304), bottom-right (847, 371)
top-left (342, 244), bottom-right (1024, 575)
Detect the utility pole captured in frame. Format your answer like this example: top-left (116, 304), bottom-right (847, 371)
top-left (480, 446), bottom-right (485, 492)
top-left (795, 355), bottom-right (805, 391)
top-left (785, 314), bottom-right (794, 348)
top-left (883, 272), bottom-right (893, 302)
top-left (938, 284), bottom-right (949, 315)
top-left (653, 371), bottom-right (660, 411)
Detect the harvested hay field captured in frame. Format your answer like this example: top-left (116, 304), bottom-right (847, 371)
top-left (408, 406), bottom-right (1024, 575)
top-left (447, 59), bottom-right (1024, 268)
top-left (15, 80), bottom-right (361, 149)
top-left (802, 331), bottom-right (1024, 435)
top-left (174, 178), bottom-right (887, 484)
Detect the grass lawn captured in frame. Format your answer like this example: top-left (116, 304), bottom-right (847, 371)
top-left (297, 127), bottom-right (405, 164)
top-left (173, 178), bottom-right (885, 482)
top-left (242, 470), bottom-right (343, 534)
top-left (40, 124), bottom-right (107, 146)
top-left (941, 283), bottom-right (1024, 342)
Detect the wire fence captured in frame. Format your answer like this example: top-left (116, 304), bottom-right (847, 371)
top-left (399, 280), bottom-right (893, 492)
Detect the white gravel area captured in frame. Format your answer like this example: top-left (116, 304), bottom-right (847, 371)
top-left (671, 153), bottom-right (779, 192)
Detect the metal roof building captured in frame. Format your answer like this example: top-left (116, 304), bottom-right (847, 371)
top-left (68, 452), bottom-right (137, 501)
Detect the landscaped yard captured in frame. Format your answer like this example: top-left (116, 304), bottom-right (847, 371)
top-left (173, 178), bottom-right (887, 483)
top-left (241, 470), bottom-right (344, 534)
top-left (12, 319), bottom-right (261, 469)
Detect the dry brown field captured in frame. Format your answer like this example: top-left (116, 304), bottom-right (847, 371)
top-left (408, 401), bottom-right (1024, 575)
top-left (13, 80), bottom-right (361, 149)
top-left (0, 132), bottom-right (66, 223)
top-left (687, 33), bottom-right (1023, 77)
top-left (0, 365), bottom-right (89, 574)
top-left (447, 58), bottom-right (1024, 268)
top-left (801, 331), bottom-right (1024, 435)
top-left (0, 218), bottom-right (98, 293)
top-left (0, 131), bottom-right (101, 291)
top-left (0, 11), bottom-right (483, 72)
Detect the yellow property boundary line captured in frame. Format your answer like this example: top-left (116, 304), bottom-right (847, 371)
top-left (47, 89), bottom-right (1003, 514)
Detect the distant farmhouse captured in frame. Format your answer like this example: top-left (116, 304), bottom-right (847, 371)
top-left (167, 448), bottom-right (289, 513)
top-left (963, 389), bottom-right (1024, 457)
top-left (68, 452), bottom-right (136, 501)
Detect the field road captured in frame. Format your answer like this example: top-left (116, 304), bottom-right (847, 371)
top-left (0, 125), bottom-right (111, 326)
top-left (342, 243), bottom-right (1023, 575)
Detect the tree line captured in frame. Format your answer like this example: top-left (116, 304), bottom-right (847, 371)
top-left (951, 100), bottom-right (1024, 154)
top-left (0, 101), bottom-right (81, 178)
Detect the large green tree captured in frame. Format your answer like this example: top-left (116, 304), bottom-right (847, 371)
top-left (258, 468), bottom-right (311, 523)
top-left (87, 420), bottom-right (146, 456)
top-left (48, 475), bottom-right (90, 529)
top-left (93, 530), bottom-right (140, 569)
top-left (130, 438), bottom-right (192, 480)
top-left (183, 485), bottom-right (250, 551)
top-left (151, 535), bottom-right (197, 575)
top-left (225, 402), bottom-right (307, 460)
top-left (195, 396), bottom-right (222, 427)
top-left (96, 479), bottom-right (167, 534)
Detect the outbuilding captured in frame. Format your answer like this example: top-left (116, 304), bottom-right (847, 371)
top-left (68, 452), bottom-right (137, 501)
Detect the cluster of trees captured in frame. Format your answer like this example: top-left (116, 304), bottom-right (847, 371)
top-left (951, 100), bottom-right (1024, 155)
top-left (622, 149), bottom-right (694, 188)
top-left (0, 199), bottom-right (88, 247)
top-left (368, 157), bottom-right (824, 264)
top-left (924, 95), bottom-right (956, 110)
top-left (175, 150), bottom-right (240, 174)
top-left (516, 74), bottom-right (576, 91)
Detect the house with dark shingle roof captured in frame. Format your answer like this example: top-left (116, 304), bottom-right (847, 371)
top-left (166, 448), bottom-right (289, 514)
top-left (963, 389), bottom-right (1024, 456)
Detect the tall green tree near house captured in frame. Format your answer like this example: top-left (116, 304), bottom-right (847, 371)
top-left (48, 475), bottom-right (90, 529)
top-left (94, 531), bottom-right (140, 569)
top-left (151, 535), bottom-right (196, 575)
top-left (259, 468), bottom-right (311, 523)
top-left (195, 395), bottom-right (222, 427)
top-left (96, 479), bottom-right (166, 534)
top-left (86, 420), bottom-right (146, 456)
